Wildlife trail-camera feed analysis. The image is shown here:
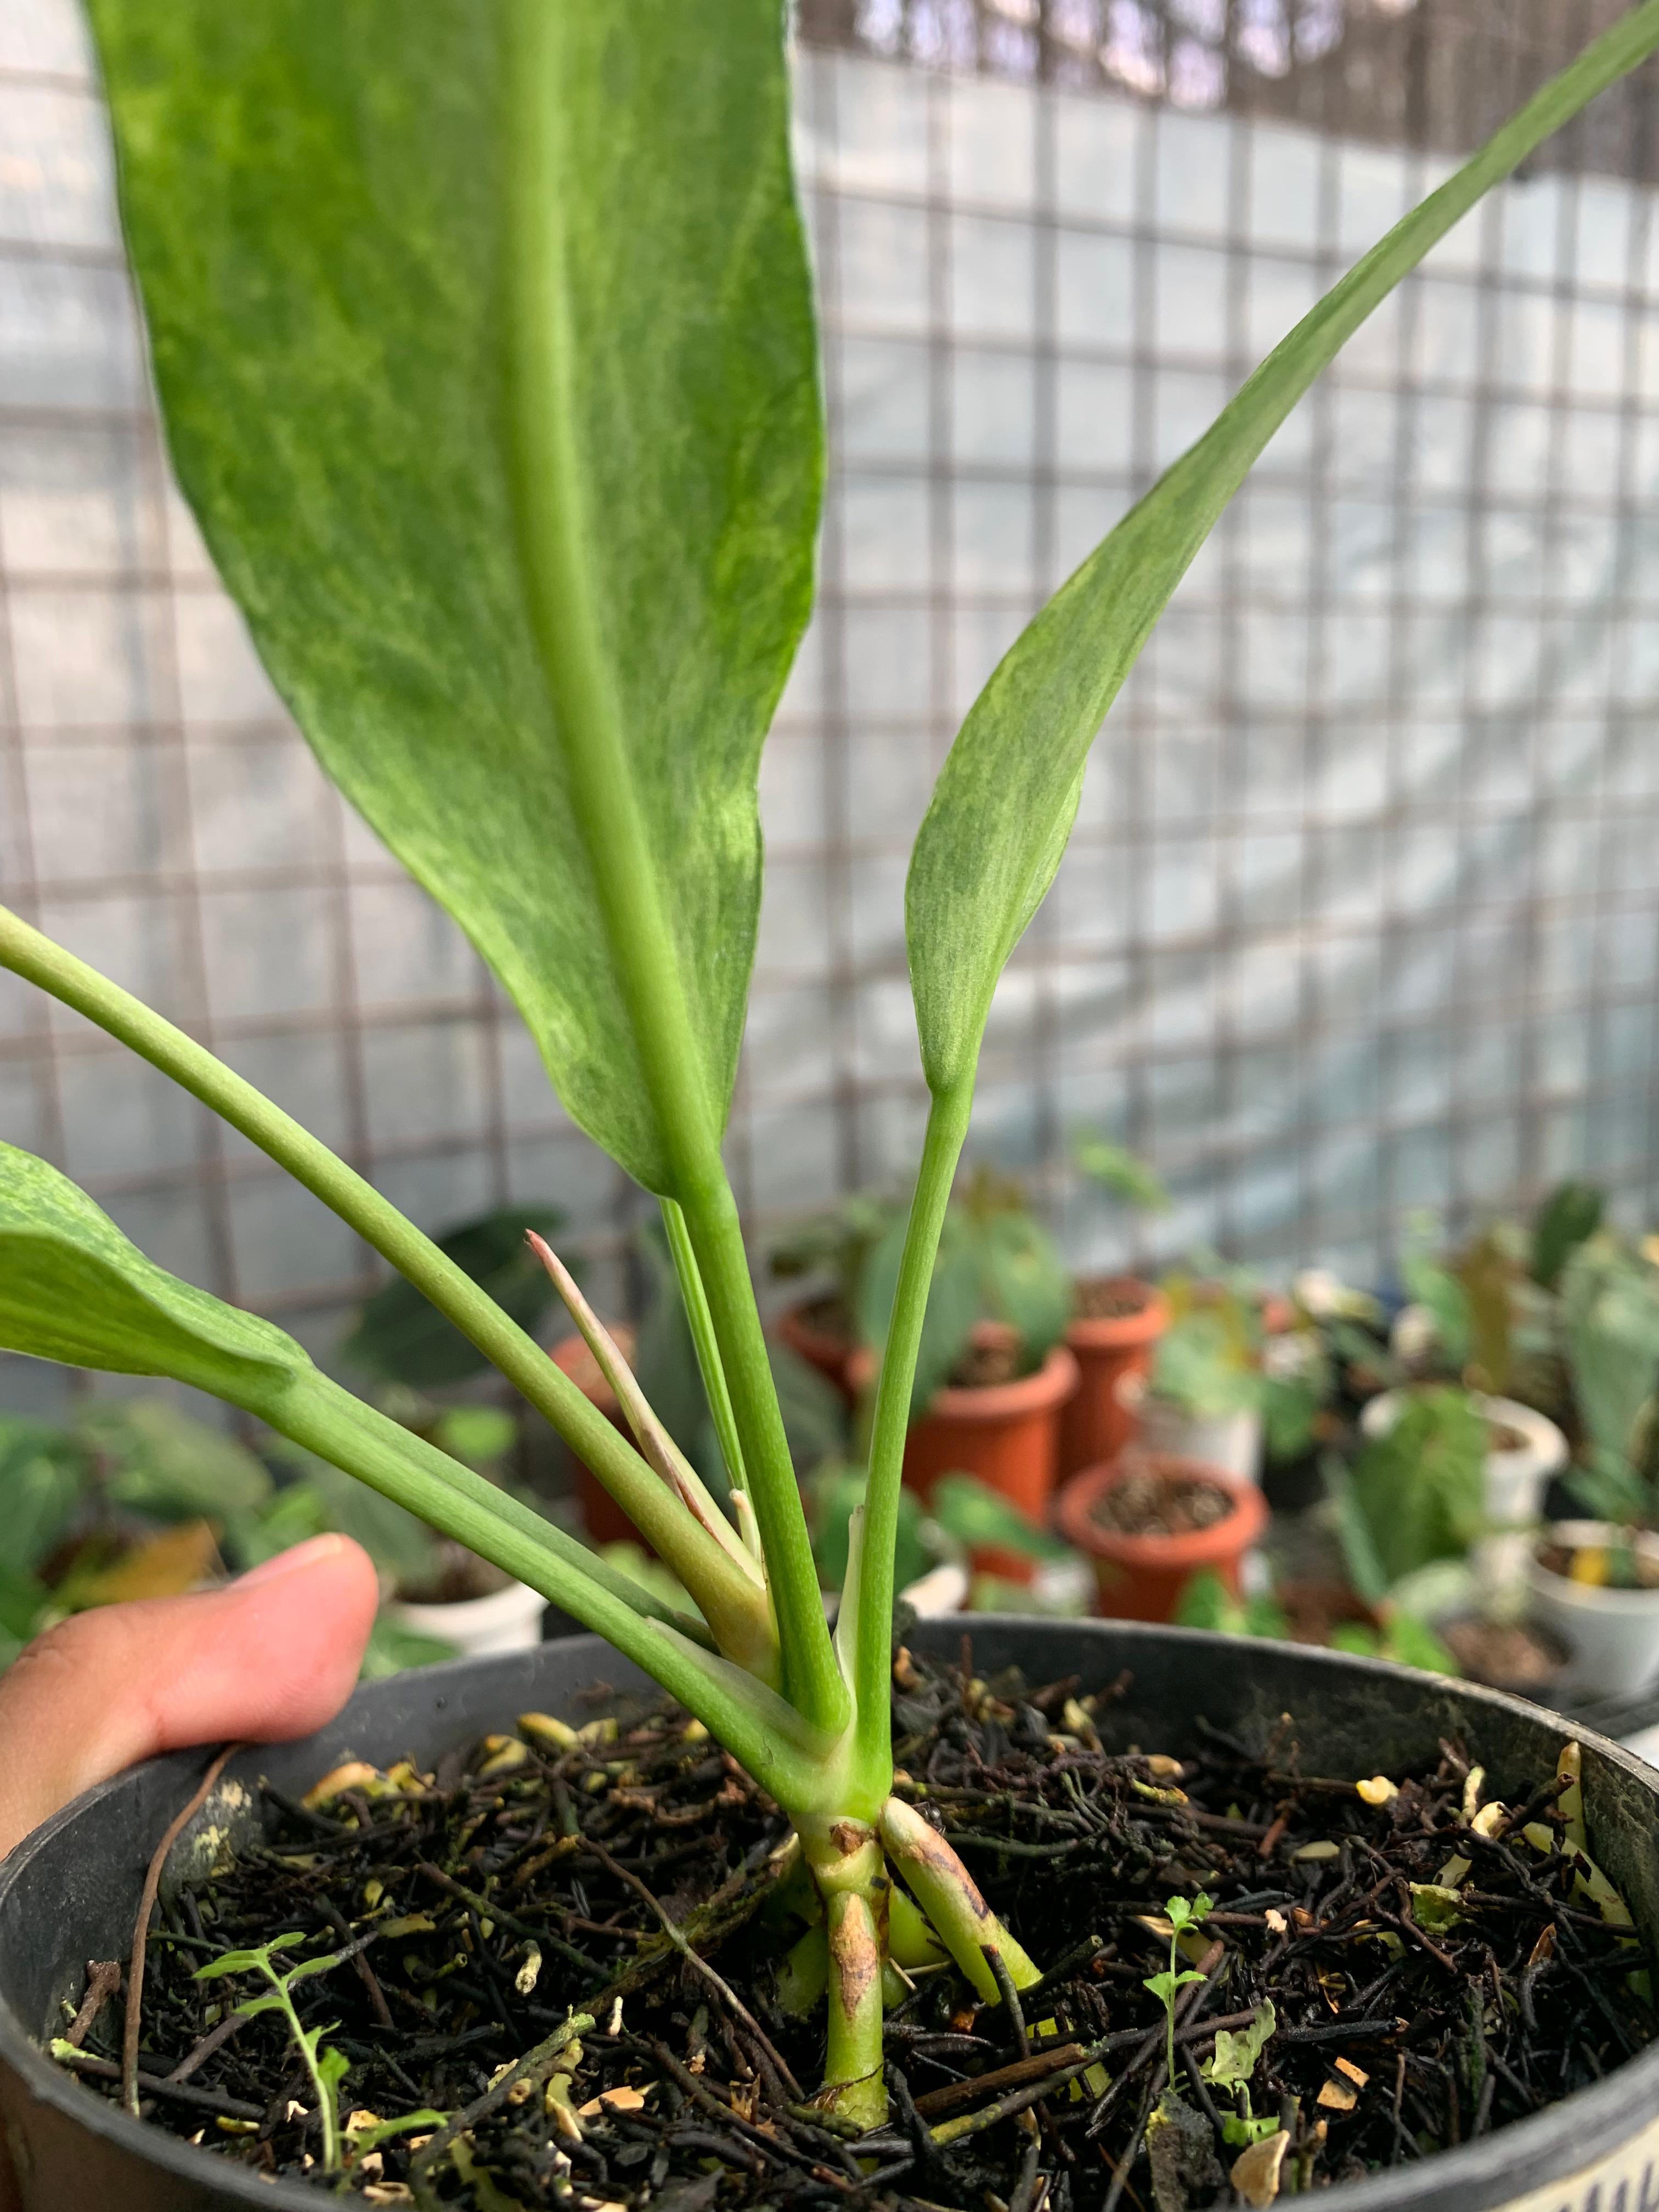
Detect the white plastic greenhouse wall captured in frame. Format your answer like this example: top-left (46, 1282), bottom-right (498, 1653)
top-left (4, 1), bottom-right (1659, 1410)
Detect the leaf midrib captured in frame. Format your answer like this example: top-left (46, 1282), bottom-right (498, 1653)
top-left (500, 2), bottom-right (718, 1202)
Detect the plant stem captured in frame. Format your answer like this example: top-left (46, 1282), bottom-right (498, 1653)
top-left (822, 1890), bottom-right (887, 2131)
top-left (679, 1174), bottom-right (848, 1734)
top-left (879, 1795), bottom-right (1040, 2002)
top-left (661, 1196), bottom-right (748, 1496)
top-left (262, 1370), bottom-right (826, 1807)
top-left (262, 1968), bottom-right (340, 2171)
top-left (501, 10), bottom-right (840, 1736)
top-left (0, 905), bottom-right (721, 1578)
top-left (850, 1081), bottom-right (975, 1783)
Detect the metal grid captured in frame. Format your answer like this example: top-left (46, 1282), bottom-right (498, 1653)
top-left (3, 0), bottom-right (1659, 1416)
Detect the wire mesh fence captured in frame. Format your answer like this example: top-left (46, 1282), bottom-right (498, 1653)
top-left (3, 0), bottom-right (1659, 1415)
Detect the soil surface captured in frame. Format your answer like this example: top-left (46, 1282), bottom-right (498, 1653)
top-left (1088, 1468), bottom-right (1234, 1539)
top-left (398, 1543), bottom-right (514, 1607)
top-left (947, 1336), bottom-right (1025, 1390)
top-left (57, 1650), bottom-right (1653, 2209)
top-left (1537, 1539), bottom-right (1659, 1591)
top-left (1073, 1280), bottom-right (1154, 1324)
top-left (1485, 1421), bottom-right (1532, 1456)
top-left (1439, 1618), bottom-right (1566, 1692)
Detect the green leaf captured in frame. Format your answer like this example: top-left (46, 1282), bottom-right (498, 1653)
top-left (359, 1612), bottom-right (458, 1679)
top-left (0, 1418), bottom-right (88, 1575)
top-left (903, 8), bottom-right (1659, 1099)
top-left (195, 1933), bottom-right (308, 1982)
top-left (857, 1207), bottom-right (982, 1416)
top-left (88, 1), bottom-right (820, 1198)
top-left (1143, 1969), bottom-right (1205, 2005)
top-left (342, 1209), bottom-right (568, 1389)
top-left (929, 1474), bottom-right (1072, 1562)
top-left (1402, 1247), bottom-right (1472, 1372)
top-left (91, 1398), bottom-right (273, 1523)
top-left (1533, 1180), bottom-right (1605, 1290)
top-left (0, 1143), bottom-right (307, 1406)
top-left (1074, 1138), bottom-right (1169, 1214)
top-left (1349, 1387), bottom-right (1486, 1585)
top-left (977, 1211), bottom-right (1073, 1367)
top-left (1203, 2000), bottom-right (1277, 2092)
top-left (1562, 1233), bottom-right (1659, 1463)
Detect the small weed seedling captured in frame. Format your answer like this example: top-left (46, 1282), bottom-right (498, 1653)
top-left (194, 1934), bottom-right (352, 2171)
top-left (1144, 1892), bottom-right (1212, 2092)
top-left (1203, 1998), bottom-right (1281, 2147)
top-left (3, 0), bottom-right (1658, 2129)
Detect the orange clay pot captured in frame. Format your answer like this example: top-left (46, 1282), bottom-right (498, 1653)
top-left (1056, 1454), bottom-right (1267, 1624)
top-left (776, 1295), bottom-right (857, 1404)
top-left (1059, 1277), bottom-right (1170, 1479)
top-left (550, 1328), bottom-right (645, 1553)
top-left (850, 1333), bottom-right (1079, 1584)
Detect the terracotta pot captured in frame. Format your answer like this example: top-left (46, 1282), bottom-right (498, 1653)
top-left (1059, 1276), bottom-right (1169, 1478)
top-left (1057, 1454), bottom-right (1268, 1623)
top-left (776, 1295), bottom-right (857, 1403)
top-left (849, 1335), bottom-right (1079, 1584)
top-left (550, 1328), bottom-right (644, 1551)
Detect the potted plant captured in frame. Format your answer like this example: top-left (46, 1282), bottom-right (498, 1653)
top-left (1059, 1136), bottom-right (1172, 1477)
top-left (1057, 1452), bottom-right (1268, 1623)
top-left (0, 1399), bottom-right (460, 1678)
top-left (1, 6), bottom-right (1656, 2202)
top-left (1526, 1232), bottom-right (1659, 1696)
top-left (1358, 1384), bottom-right (1567, 1590)
top-left (1129, 1273), bottom-right (1269, 1481)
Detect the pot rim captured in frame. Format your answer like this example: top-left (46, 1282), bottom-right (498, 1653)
top-left (388, 1577), bottom-right (547, 1627)
top-left (1530, 1521), bottom-right (1659, 1612)
top-left (1056, 1453), bottom-right (1269, 1564)
top-left (4, 1623), bottom-right (1659, 2212)
top-left (849, 1340), bottom-right (1080, 1420)
top-left (1359, 1386), bottom-right (1568, 1477)
top-left (1065, 1277), bottom-right (1170, 1351)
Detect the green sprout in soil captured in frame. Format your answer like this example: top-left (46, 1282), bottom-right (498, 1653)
top-left (3, 0), bottom-right (1659, 2135)
top-left (1144, 1891), bottom-right (1212, 2092)
top-left (193, 1934), bottom-right (353, 2172)
top-left (1203, 1998), bottom-right (1280, 2147)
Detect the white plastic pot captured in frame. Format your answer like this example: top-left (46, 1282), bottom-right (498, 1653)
top-left (1130, 1386), bottom-right (1263, 1484)
top-left (1360, 1389), bottom-right (1567, 1589)
top-left (1527, 1522), bottom-right (1659, 1699)
top-left (388, 1577), bottom-right (548, 1658)
top-left (898, 1560), bottom-right (969, 1616)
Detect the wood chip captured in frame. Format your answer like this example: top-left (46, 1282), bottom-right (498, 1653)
top-left (1334, 2057), bottom-right (1369, 2087)
top-left (1265, 1908), bottom-right (1288, 1933)
top-left (1317, 2075), bottom-right (1358, 2111)
top-left (576, 2084), bottom-right (654, 2117)
top-left (1231, 2127), bottom-right (1290, 2207)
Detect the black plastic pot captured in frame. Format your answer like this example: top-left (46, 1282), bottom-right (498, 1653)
top-left (3, 1620), bottom-right (1659, 2210)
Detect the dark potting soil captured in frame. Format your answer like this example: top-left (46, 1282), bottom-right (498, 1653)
top-left (1439, 1618), bottom-right (1566, 1694)
top-left (54, 1650), bottom-right (1653, 2209)
top-left (948, 1337), bottom-right (1025, 1391)
top-left (398, 1542), bottom-right (514, 1607)
top-left (1073, 1279), bottom-right (1154, 1324)
top-left (1090, 1468), bottom-right (1233, 1539)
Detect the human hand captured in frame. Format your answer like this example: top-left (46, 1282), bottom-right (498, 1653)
top-left (0, 1534), bottom-right (377, 2208)
top-left (0, 1532), bottom-right (379, 1860)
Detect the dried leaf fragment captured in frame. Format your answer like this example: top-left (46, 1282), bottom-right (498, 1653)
top-left (576, 2084), bottom-right (654, 2117)
top-left (1231, 2126), bottom-right (1290, 2207)
top-left (1292, 1840), bottom-right (1340, 1863)
top-left (1317, 2075), bottom-right (1357, 2112)
top-left (302, 1760), bottom-right (381, 1808)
